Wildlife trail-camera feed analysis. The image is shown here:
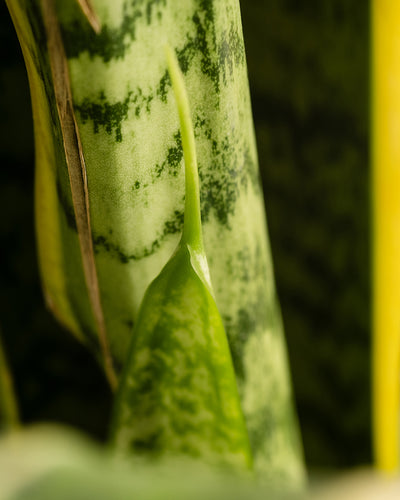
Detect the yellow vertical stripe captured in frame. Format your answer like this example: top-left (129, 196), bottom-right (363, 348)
top-left (372, 0), bottom-right (400, 473)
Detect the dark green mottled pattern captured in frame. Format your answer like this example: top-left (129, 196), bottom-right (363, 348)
top-left (61, 1), bottom-right (167, 62)
top-left (75, 91), bottom-right (133, 142)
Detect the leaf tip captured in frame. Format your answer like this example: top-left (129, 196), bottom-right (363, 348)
top-left (76, 0), bottom-right (102, 34)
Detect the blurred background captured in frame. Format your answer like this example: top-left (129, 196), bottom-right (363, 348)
top-left (0, 0), bottom-right (370, 470)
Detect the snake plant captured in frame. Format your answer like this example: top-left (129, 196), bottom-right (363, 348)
top-left (5, 0), bottom-right (305, 485)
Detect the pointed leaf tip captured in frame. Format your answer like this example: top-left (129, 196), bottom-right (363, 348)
top-left (76, 0), bottom-right (101, 34)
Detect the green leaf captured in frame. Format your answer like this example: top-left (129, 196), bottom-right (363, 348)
top-left (111, 46), bottom-right (252, 470)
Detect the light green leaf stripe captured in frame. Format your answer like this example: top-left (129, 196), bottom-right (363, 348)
top-left (7, 0), bottom-right (305, 483)
top-left (111, 46), bottom-right (252, 470)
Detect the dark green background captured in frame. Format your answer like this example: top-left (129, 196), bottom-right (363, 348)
top-left (0, 0), bottom-right (370, 468)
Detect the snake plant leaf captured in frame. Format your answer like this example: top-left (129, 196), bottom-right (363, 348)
top-left (6, 0), bottom-right (305, 482)
top-left (111, 47), bottom-right (252, 470)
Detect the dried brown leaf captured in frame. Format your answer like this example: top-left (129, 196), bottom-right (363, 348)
top-left (75, 0), bottom-right (101, 34)
top-left (41, 0), bottom-right (116, 390)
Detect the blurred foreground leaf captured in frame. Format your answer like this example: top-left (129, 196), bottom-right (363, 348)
top-left (1, 425), bottom-right (398, 500)
top-left (0, 425), bottom-right (298, 500)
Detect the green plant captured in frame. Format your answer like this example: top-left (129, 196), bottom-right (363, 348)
top-left (1, 0), bottom-right (305, 495)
